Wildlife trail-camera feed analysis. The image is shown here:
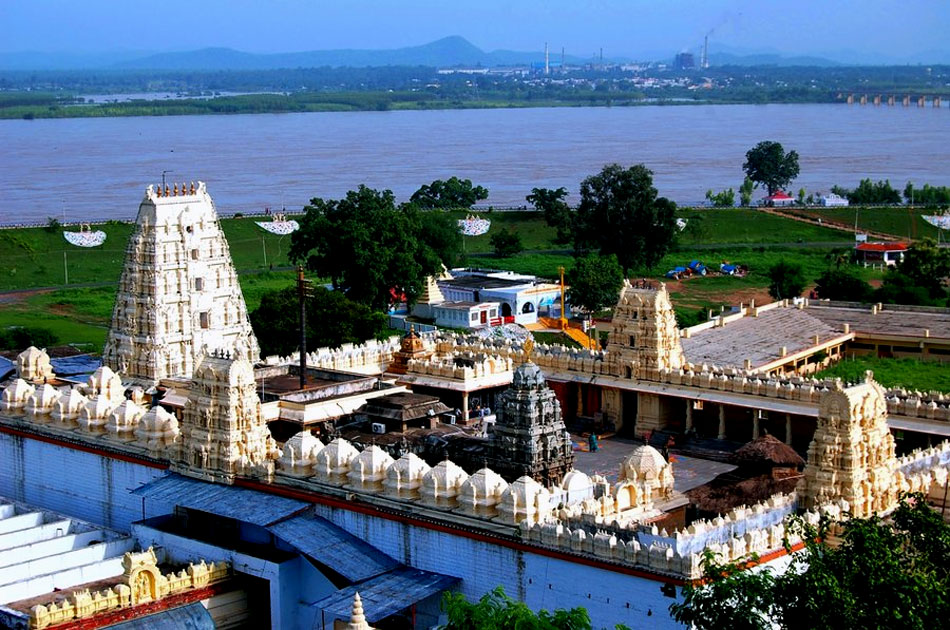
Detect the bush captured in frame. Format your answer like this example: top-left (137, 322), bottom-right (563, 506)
top-left (814, 268), bottom-right (873, 302)
top-left (44, 217), bottom-right (62, 234)
top-left (767, 260), bottom-right (807, 300)
top-left (0, 326), bottom-right (58, 351)
top-left (489, 228), bottom-right (524, 258)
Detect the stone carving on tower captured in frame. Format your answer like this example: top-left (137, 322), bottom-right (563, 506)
top-left (103, 182), bottom-right (259, 384)
top-left (486, 339), bottom-right (575, 486)
top-left (172, 350), bottom-right (277, 484)
top-left (799, 373), bottom-right (899, 518)
top-left (607, 280), bottom-right (685, 381)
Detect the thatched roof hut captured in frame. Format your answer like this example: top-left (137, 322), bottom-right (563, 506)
top-left (730, 434), bottom-right (804, 470)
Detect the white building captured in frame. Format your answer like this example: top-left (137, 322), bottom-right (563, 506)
top-left (433, 302), bottom-right (501, 329)
top-left (436, 270), bottom-right (564, 326)
top-left (820, 193), bottom-right (849, 207)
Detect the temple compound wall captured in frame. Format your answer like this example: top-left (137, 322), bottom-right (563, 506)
top-left (102, 182), bottom-right (259, 384)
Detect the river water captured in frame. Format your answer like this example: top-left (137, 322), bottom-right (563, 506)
top-left (1, 104), bottom-right (948, 223)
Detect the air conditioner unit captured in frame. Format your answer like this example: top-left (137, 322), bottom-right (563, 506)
top-left (371, 422), bottom-right (386, 434)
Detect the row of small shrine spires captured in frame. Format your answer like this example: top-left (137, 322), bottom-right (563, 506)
top-left (154, 181), bottom-right (198, 197)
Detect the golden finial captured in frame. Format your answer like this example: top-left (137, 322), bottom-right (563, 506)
top-left (522, 337), bottom-right (535, 364)
top-left (189, 181), bottom-right (196, 195)
top-left (164, 184), bottom-right (170, 196)
top-left (156, 184), bottom-right (162, 197)
top-left (173, 183), bottom-right (178, 196)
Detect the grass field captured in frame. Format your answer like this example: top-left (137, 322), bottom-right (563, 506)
top-left (815, 356), bottom-right (950, 394)
top-left (793, 206), bottom-right (943, 240)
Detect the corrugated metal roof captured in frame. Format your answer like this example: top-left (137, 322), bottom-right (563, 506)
top-left (267, 513), bottom-right (399, 583)
top-left (132, 474), bottom-right (308, 527)
top-left (108, 602), bottom-right (215, 630)
top-left (50, 354), bottom-right (101, 378)
top-left (313, 567), bottom-right (460, 623)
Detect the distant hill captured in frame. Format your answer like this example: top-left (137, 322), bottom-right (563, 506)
top-left (707, 51), bottom-right (841, 67)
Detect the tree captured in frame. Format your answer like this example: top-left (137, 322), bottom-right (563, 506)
top-left (418, 209), bottom-right (464, 269)
top-left (249, 285), bottom-right (387, 357)
top-left (566, 254), bottom-right (624, 315)
top-left (442, 587), bottom-right (629, 630)
top-left (739, 177), bottom-right (755, 207)
top-left (671, 495), bottom-right (950, 630)
top-left (839, 179), bottom-right (901, 205)
top-left (814, 268), bottom-right (873, 302)
top-left (410, 176), bottom-right (488, 208)
top-left (574, 163), bottom-right (677, 273)
top-left (705, 188), bottom-right (735, 208)
top-left (0, 326), bottom-right (58, 352)
top-left (489, 228), bottom-right (523, 258)
top-left (289, 185), bottom-right (452, 310)
top-left (767, 260), bottom-right (806, 300)
top-left (527, 187), bottom-right (573, 244)
top-left (743, 141), bottom-right (800, 196)
top-left (875, 238), bottom-right (950, 306)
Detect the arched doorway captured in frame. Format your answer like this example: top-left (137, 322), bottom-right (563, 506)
top-left (501, 303), bottom-right (512, 318)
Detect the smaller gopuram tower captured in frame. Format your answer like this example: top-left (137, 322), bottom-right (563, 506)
top-left (606, 279), bottom-right (685, 381)
top-left (103, 182), bottom-right (259, 384)
top-left (172, 350), bottom-right (277, 484)
top-left (799, 374), bottom-right (899, 517)
top-left (486, 339), bottom-right (575, 486)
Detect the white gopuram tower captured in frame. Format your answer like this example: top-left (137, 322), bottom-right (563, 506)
top-left (103, 182), bottom-right (260, 383)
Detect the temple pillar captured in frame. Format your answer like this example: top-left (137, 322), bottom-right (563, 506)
top-left (576, 384), bottom-right (584, 417)
top-left (785, 413), bottom-right (792, 445)
top-left (752, 410), bottom-right (760, 440)
top-left (717, 405), bottom-right (726, 440)
top-left (685, 400), bottom-right (693, 432)
top-left (462, 392), bottom-right (470, 421)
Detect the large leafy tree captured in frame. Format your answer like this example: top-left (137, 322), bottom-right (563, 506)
top-left (671, 495), bottom-right (950, 630)
top-left (814, 268), bottom-right (873, 302)
top-left (527, 186), bottom-right (573, 244)
top-left (249, 286), bottom-right (387, 356)
top-left (875, 239), bottom-right (950, 307)
top-left (567, 254), bottom-right (624, 315)
top-left (410, 176), bottom-right (488, 208)
top-left (489, 228), bottom-right (524, 258)
top-left (743, 141), bottom-right (800, 196)
top-left (767, 260), bottom-right (806, 300)
top-left (289, 185), bottom-right (451, 310)
top-left (574, 163), bottom-right (677, 273)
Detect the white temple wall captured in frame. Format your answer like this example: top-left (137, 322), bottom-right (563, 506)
top-left (313, 503), bottom-right (685, 630)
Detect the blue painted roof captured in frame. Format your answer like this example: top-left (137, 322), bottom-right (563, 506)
top-left (50, 354), bottom-right (101, 378)
top-left (132, 473), bottom-right (308, 527)
top-left (267, 513), bottom-right (399, 583)
top-left (313, 566), bottom-right (460, 623)
top-left (109, 602), bottom-right (214, 629)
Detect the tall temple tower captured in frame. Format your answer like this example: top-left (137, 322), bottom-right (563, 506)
top-left (800, 375), bottom-right (899, 518)
top-left (103, 182), bottom-right (259, 383)
top-left (172, 350), bottom-right (277, 484)
top-left (606, 280), bottom-right (685, 380)
top-left (487, 341), bottom-right (575, 486)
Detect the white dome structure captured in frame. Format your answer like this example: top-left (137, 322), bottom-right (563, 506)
top-left (51, 388), bottom-right (87, 425)
top-left (347, 445), bottom-right (395, 492)
top-left (135, 406), bottom-right (179, 454)
top-left (78, 396), bottom-right (119, 433)
top-left (106, 399), bottom-right (146, 439)
top-left (383, 453), bottom-right (431, 500)
top-left (24, 384), bottom-right (62, 420)
top-left (497, 475), bottom-right (553, 525)
top-left (616, 444), bottom-right (675, 509)
top-left (0, 379), bottom-right (35, 413)
top-left (457, 468), bottom-right (509, 518)
top-left (87, 366), bottom-right (125, 402)
top-left (313, 438), bottom-right (359, 484)
top-left (16, 346), bottom-right (54, 383)
top-left (560, 470), bottom-right (595, 505)
top-left (419, 460), bottom-right (469, 508)
top-left (279, 431), bottom-right (325, 477)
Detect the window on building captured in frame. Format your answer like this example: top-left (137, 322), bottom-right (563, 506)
top-left (195, 277), bottom-right (204, 291)
top-left (191, 249), bottom-right (199, 260)
top-left (490, 309), bottom-right (497, 317)
top-left (199, 312), bottom-right (209, 329)
top-left (471, 312), bottom-right (478, 322)
top-left (629, 335), bottom-right (636, 346)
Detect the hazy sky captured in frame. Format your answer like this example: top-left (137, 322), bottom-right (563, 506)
top-left (2, 0), bottom-right (948, 60)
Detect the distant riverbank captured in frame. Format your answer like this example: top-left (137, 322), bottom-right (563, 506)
top-left (1, 89), bottom-right (838, 121)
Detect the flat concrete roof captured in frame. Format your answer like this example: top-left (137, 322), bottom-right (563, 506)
top-left (805, 303), bottom-right (950, 340)
top-left (682, 307), bottom-right (840, 368)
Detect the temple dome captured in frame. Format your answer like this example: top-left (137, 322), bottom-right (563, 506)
top-left (347, 445), bottom-right (395, 491)
top-left (511, 361), bottom-right (545, 389)
top-left (52, 388), bottom-right (87, 422)
top-left (87, 366), bottom-right (124, 401)
top-left (560, 470), bottom-right (594, 504)
top-left (314, 438), bottom-right (359, 482)
top-left (279, 431), bottom-right (325, 476)
top-left (107, 399), bottom-right (146, 436)
top-left (1, 378), bottom-right (35, 411)
top-left (419, 460), bottom-right (469, 507)
top-left (78, 395), bottom-right (119, 430)
top-left (620, 445), bottom-right (669, 482)
top-left (383, 453), bottom-right (431, 499)
top-left (497, 475), bottom-right (552, 524)
top-left (458, 467), bottom-right (509, 517)
top-left (25, 383), bottom-right (61, 417)
top-left (135, 406), bottom-right (179, 452)
top-left (16, 346), bottom-right (54, 383)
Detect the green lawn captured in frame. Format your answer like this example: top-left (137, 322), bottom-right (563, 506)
top-left (676, 208), bottom-right (851, 245)
top-left (816, 357), bottom-right (950, 394)
top-left (795, 206), bottom-right (942, 240)
top-left (0, 216), bottom-right (297, 292)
